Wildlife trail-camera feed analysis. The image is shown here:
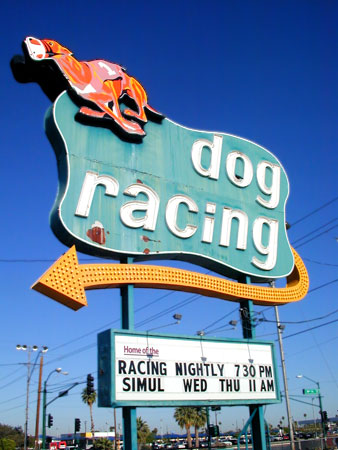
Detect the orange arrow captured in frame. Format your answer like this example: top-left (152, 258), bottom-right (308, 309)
top-left (32, 246), bottom-right (309, 310)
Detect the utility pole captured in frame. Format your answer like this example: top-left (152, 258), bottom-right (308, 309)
top-left (16, 345), bottom-right (48, 450)
top-left (273, 293), bottom-right (295, 450)
top-left (34, 355), bottom-right (44, 450)
top-left (24, 347), bottom-right (32, 450)
top-left (114, 410), bottom-right (117, 450)
top-left (206, 407), bottom-right (211, 450)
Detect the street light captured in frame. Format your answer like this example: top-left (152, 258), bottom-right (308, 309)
top-left (147, 313), bottom-right (183, 332)
top-left (296, 374), bottom-right (326, 442)
top-left (16, 345), bottom-right (48, 450)
top-left (197, 320), bottom-right (237, 337)
top-left (42, 368), bottom-right (68, 450)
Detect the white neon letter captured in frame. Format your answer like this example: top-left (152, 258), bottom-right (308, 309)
top-left (191, 135), bottom-right (223, 180)
top-left (166, 195), bottom-right (198, 238)
top-left (256, 161), bottom-right (281, 209)
top-left (252, 217), bottom-right (279, 270)
top-left (226, 151), bottom-right (253, 188)
top-left (219, 207), bottom-right (248, 249)
top-left (75, 171), bottom-right (119, 217)
top-left (120, 184), bottom-right (159, 231)
top-left (202, 202), bottom-right (216, 243)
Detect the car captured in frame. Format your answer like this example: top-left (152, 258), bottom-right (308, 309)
top-left (219, 440), bottom-right (232, 447)
top-left (298, 432), bottom-right (314, 439)
top-left (174, 443), bottom-right (186, 449)
top-left (270, 435), bottom-right (283, 441)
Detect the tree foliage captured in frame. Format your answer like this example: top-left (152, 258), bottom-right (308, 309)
top-left (81, 387), bottom-right (97, 435)
top-left (93, 438), bottom-right (113, 450)
top-left (192, 408), bottom-right (207, 448)
top-left (173, 407), bottom-right (207, 448)
top-left (0, 424), bottom-right (24, 447)
top-left (174, 407), bottom-right (197, 448)
top-left (0, 438), bottom-right (16, 450)
top-left (137, 417), bottom-right (152, 449)
top-left (137, 417), bottom-right (150, 441)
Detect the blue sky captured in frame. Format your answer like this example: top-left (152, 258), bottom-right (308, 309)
top-left (1, 0), bottom-right (337, 437)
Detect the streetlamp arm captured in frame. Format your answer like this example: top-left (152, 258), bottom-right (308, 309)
top-left (46, 382), bottom-right (79, 407)
top-left (299, 374), bottom-right (319, 386)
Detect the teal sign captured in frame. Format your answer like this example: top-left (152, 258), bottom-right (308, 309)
top-left (47, 91), bottom-right (293, 281)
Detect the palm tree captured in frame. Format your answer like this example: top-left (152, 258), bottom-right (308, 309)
top-left (174, 407), bottom-right (196, 448)
top-left (192, 408), bottom-right (207, 448)
top-left (94, 438), bottom-right (113, 450)
top-left (137, 417), bottom-right (150, 450)
top-left (81, 387), bottom-right (97, 435)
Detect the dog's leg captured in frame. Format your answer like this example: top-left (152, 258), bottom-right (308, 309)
top-left (122, 78), bottom-right (148, 123)
top-left (78, 80), bottom-right (145, 136)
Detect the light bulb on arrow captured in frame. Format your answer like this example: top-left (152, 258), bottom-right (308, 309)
top-left (31, 245), bottom-right (309, 311)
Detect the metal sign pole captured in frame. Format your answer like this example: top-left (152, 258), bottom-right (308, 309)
top-left (120, 257), bottom-right (137, 450)
top-left (240, 276), bottom-right (267, 450)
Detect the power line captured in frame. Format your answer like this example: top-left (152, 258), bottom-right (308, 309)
top-left (281, 318), bottom-right (338, 340)
top-left (205, 324), bottom-right (237, 335)
top-left (202, 307), bottom-right (238, 331)
top-left (293, 224), bottom-right (338, 249)
top-left (46, 343), bottom-right (96, 367)
top-left (135, 293), bottom-right (202, 328)
top-left (49, 290), bottom-right (181, 354)
top-left (291, 217), bottom-right (337, 245)
top-left (303, 257), bottom-right (338, 267)
top-left (290, 196), bottom-right (338, 227)
top-left (308, 278), bottom-right (338, 294)
top-left (287, 335), bottom-right (338, 358)
top-left (0, 257), bottom-right (107, 263)
top-left (259, 308), bottom-right (338, 325)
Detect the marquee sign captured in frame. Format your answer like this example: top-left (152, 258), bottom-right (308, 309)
top-left (98, 330), bottom-right (280, 407)
top-left (11, 37), bottom-right (309, 306)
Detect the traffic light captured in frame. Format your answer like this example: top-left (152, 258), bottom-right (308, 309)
top-left (211, 406), bottom-right (221, 411)
top-left (48, 414), bottom-right (53, 428)
top-left (208, 425), bottom-right (219, 437)
top-left (320, 410), bottom-right (328, 422)
top-left (86, 374), bottom-right (94, 395)
top-left (75, 418), bottom-right (81, 432)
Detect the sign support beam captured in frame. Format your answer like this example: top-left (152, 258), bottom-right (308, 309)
top-left (240, 276), bottom-right (266, 450)
top-left (120, 257), bottom-right (137, 450)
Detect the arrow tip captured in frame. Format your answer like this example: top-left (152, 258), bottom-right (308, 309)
top-left (32, 246), bottom-right (87, 311)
